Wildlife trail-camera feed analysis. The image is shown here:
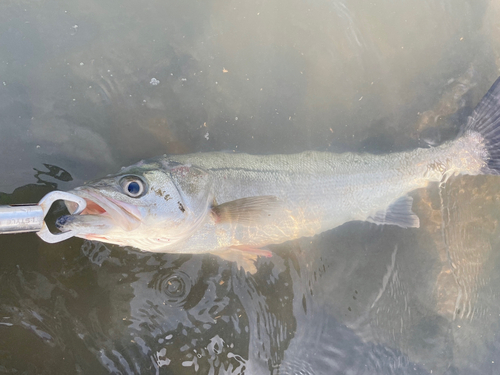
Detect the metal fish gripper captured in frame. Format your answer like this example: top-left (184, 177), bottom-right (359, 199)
top-left (0, 191), bottom-right (86, 243)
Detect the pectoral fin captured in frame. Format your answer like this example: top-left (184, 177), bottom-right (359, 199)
top-left (212, 196), bottom-right (280, 225)
top-left (212, 246), bottom-right (273, 274)
top-left (367, 195), bottom-right (420, 228)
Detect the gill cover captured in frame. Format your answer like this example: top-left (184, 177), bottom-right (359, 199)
top-left (162, 160), bottom-right (215, 239)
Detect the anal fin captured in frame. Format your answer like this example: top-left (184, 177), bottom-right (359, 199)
top-left (367, 195), bottom-right (420, 229)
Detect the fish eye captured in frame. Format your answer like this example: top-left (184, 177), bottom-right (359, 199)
top-left (120, 177), bottom-right (146, 198)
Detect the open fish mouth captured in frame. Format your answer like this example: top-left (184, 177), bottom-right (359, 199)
top-left (58, 188), bottom-right (142, 233)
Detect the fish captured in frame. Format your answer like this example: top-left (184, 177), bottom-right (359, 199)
top-left (57, 77), bottom-right (500, 273)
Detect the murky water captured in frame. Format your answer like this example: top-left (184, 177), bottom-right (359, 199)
top-left (2, 0), bottom-right (500, 374)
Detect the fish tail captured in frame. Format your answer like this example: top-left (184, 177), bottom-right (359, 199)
top-left (463, 77), bottom-right (500, 175)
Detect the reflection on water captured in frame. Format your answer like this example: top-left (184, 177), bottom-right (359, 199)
top-left (2, 0), bottom-right (500, 373)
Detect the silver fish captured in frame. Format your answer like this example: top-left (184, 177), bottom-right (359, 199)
top-left (58, 78), bottom-right (500, 272)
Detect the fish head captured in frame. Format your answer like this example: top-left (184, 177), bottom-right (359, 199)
top-left (58, 159), bottom-right (214, 249)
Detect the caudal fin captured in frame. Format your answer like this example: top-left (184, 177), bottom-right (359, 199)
top-left (465, 77), bottom-right (500, 174)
